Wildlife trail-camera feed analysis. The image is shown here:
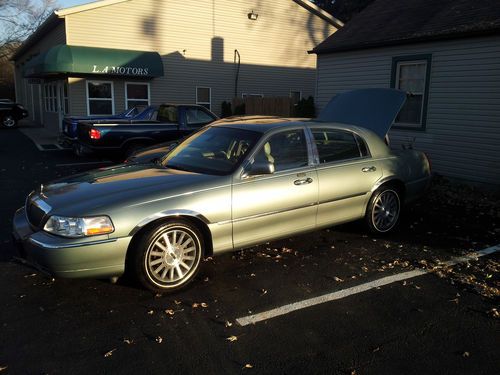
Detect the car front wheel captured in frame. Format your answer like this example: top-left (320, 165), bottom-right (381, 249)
top-left (2, 115), bottom-right (17, 128)
top-left (131, 220), bottom-right (203, 292)
top-left (366, 186), bottom-right (401, 233)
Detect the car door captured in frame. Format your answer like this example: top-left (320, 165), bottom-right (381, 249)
top-left (310, 127), bottom-right (382, 226)
top-left (232, 128), bottom-right (318, 249)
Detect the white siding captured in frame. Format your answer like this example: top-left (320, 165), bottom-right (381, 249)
top-left (316, 35), bottom-right (500, 186)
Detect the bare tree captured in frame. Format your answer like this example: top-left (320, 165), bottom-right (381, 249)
top-left (0, 0), bottom-right (57, 59)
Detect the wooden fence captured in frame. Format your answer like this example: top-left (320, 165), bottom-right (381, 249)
top-left (232, 96), bottom-right (293, 117)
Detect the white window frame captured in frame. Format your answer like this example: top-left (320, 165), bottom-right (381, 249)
top-left (196, 86), bottom-right (211, 110)
top-left (394, 60), bottom-right (427, 127)
top-left (86, 80), bottom-right (115, 116)
top-left (43, 82), bottom-right (57, 113)
top-left (125, 82), bottom-right (151, 109)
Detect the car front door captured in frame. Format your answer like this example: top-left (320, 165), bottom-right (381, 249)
top-left (310, 127), bottom-right (382, 226)
top-left (232, 128), bottom-right (318, 249)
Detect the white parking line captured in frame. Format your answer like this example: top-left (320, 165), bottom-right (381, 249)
top-left (236, 244), bottom-right (500, 326)
top-left (55, 161), bottom-right (114, 167)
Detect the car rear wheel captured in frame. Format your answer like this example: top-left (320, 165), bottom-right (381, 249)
top-left (2, 115), bottom-right (17, 128)
top-left (131, 220), bottom-right (203, 292)
top-left (365, 185), bottom-right (401, 233)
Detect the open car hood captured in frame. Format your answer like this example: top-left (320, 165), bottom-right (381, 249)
top-left (317, 88), bottom-right (407, 139)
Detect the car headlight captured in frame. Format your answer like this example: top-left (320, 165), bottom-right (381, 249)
top-left (43, 215), bottom-right (114, 238)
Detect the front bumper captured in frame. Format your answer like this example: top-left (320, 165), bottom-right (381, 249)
top-left (12, 207), bottom-right (131, 279)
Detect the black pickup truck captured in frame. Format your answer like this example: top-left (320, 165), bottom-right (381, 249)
top-left (76, 104), bottom-right (218, 157)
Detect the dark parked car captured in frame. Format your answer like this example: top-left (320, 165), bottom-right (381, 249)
top-left (76, 104), bottom-right (218, 157)
top-left (0, 100), bottom-right (29, 128)
top-left (59, 105), bottom-right (158, 151)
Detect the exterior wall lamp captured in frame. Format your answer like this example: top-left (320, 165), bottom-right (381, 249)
top-left (248, 10), bottom-right (258, 20)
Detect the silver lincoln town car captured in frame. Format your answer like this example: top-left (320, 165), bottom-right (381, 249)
top-left (13, 89), bottom-right (431, 292)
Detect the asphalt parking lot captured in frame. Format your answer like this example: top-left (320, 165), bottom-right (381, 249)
top-left (0, 128), bottom-right (499, 374)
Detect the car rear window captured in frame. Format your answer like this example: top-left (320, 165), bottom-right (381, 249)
top-left (312, 129), bottom-right (365, 163)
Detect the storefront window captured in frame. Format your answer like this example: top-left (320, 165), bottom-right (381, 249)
top-left (125, 82), bottom-right (150, 109)
top-left (87, 80), bottom-right (114, 115)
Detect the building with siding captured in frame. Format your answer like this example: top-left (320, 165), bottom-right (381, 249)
top-left (312, 0), bottom-right (500, 186)
top-left (12, 0), bottom-right (341, 133)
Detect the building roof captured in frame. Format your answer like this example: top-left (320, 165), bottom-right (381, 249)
top-left (311, 0), bottom-right (500, 54)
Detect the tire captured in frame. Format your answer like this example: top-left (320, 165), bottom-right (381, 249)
top-left (130, 220), bottom-right (204, 292)
top-left (2, 115), bottom-right (17, 128)
top-left (72, 143), bottom-right (85, 157)
top-left (365, 185), bottom-right (401, 233)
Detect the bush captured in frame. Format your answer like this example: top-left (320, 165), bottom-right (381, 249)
top-left (294, 96), bottom-right (316, 117)
top-left (221, 101), bottom-right (232, 118)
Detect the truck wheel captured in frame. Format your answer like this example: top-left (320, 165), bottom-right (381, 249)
top-left (2, 115), bottom-right (17, 128)
top-left (365, 185), bottom-right (401, 233)
top-left (130, 220), bottom-right (203, 292)
top-left (72, 143), bottom-right (85, 157)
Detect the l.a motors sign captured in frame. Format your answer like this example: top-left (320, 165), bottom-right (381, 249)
top-left (92, 65), bottom-right (150, 76)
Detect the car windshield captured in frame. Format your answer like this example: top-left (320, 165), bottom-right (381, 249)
top-left (162, 126), bottom-right (261, 175)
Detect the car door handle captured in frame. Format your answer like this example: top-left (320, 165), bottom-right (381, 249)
top-left (362, 166), bottom-right (377, 173)
top-left (294, 177), bottom-right (313, 185)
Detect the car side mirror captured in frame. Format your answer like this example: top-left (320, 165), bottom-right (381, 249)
top-left (242, 161), bottom-right (275, 178)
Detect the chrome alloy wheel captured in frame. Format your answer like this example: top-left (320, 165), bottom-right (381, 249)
top-left (144, 226), bottom-right (201, 288)
top-left (371, 189), bottom-right (400, 232)
top-left (3, 115), bottom-right (16, 128)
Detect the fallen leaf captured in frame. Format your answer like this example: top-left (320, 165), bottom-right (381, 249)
top-left (0, 366), bottom-right (7, 372)
top-left (165, 309), bottom-right (175, 316)
top-left (174, 300), bottom-right (182, 305)
top-left (243, 364), bottom-right (253, 369)
top-left (225, 320), bottom-right (233, 327)
top-left (156, 336), bottom-right (163, 344)
top-left (104, 348), bottom-right (117, 357)
top-left (260, 289), bottom-right (268, 296)
top-left (147, 310), bottom-right (154, 315)
top-left (123, 338), bottom-right (134, 345)
top-left (226, 335), bottom-right (238, 342)
top-left (201, 302), bottom-right (208, 308)
top-left (334, 276), bottom-right (344, 282)
top-left (462, 351), bottom-right (470, 358)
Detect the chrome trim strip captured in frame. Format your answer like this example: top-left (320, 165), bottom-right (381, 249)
top-left (217, 202), bottom-right (317, 225)
top-left (129, 209), bottom-right (211, 236)
top-left (318, 192), bottom-right (368, 205)
top-left (28, 237), bottom-right (117, 249)
top-left (32, 196), bottom-right (52, 214)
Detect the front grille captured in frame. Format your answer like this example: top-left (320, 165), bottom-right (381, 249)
top-left (25, 194), bottom-right (51, 229)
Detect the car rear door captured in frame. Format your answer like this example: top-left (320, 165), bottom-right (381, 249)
top-left (309, 126), bottom-right (382, 226)
top-left (232, 128), bottom-right (318, 249)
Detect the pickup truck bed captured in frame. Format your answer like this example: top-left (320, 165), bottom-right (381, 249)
top-left (76, 104), bottom-right (217, 157)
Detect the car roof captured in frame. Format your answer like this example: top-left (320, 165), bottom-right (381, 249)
top-left (210, 115), bottom-right (370, 135)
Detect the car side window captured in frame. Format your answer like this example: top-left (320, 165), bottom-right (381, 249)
top-left (186, 108), bottom-right (214, 128)
top-left (157, 106), bottom-right (178, 123)
top-left (312, 129), bottom-right (365, 163)
top-left (253, 129), bottom-right (308, 172)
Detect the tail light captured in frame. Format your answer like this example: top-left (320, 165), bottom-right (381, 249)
top-left (89, 128), bottom-right (101, 140)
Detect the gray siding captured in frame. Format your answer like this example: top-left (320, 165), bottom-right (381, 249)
top-left (316, 35), bottom-right (500, 186)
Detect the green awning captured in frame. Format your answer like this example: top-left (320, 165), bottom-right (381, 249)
top-left (24, 44), bottom-right (164, 78)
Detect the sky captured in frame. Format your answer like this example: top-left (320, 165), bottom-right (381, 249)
top-left (59, 0), bottom-right (93, 9)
